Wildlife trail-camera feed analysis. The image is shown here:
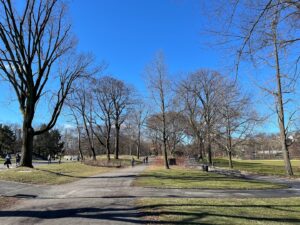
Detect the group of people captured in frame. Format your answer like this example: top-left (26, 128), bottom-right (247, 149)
top-left (3, 153), bottom-right (21, 168)
top-left (143, 156), bottom-right (149, 164)
top-left (131, 156), bottom-right (149, 167)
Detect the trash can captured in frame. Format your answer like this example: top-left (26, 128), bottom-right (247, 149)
top-left (168, 158), bottom-right (176, 165)
top-left (202, 164), bottom-right (209, 172)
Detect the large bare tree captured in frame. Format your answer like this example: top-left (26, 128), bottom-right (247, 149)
top-left (188, 70), bottom-right (224, 165)
top-left (145, 53), bottom-right (172, 169)
top-left (0, 0), bottom-right (93, 167)
top-left (204, 0), bottom-right (299, 175)
top-left (93, 76), bottom-right (115, 161)
top-left (216, 82), bottom-right (259, 168)
top-left (67, 85), bottom-right (97, 160)
top-left (178, 77), bottom-right (206, 160)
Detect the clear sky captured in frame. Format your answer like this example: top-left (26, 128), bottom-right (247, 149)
top-left (69, 0), bottom-right (222, 87)
top-left (0, 0), bottom-right (279, 132)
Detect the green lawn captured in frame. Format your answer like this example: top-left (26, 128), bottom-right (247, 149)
top-left (133, 166), bottom-right (285, 189)
top-left (0, 162), bottom-right (111, 185)
top-left (214, 158), bottom-right (300, 177)
top-left (137, 197), bottom-right (300, 225)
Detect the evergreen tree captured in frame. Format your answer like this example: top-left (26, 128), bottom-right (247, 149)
top-left (34, 125), bottom-right (64, 159)
top-left (0, 124), bottom-right (16, 156)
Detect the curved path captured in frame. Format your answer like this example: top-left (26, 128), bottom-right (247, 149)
top-left (1, 164), bottom-right (300, 224)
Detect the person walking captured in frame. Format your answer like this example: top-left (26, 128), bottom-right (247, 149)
top-left (16, 153), bottom-right (21, 167)
top-left (4, 153), bottom-right (12, 169)
top-left (131, 157), bottom-right (135, 167)
top-left (47, 154), bottom-right (51, 164)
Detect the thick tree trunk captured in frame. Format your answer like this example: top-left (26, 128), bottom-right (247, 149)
top-left (207, 137), bottom-right (212, 165)
top-left (20, 120), bottom-right (34, 168)
top-left (197, 135), bottom-right (204, 161)
top-left (162, 138), bottom-right (169, 169)
top-left (115, 126), bottom-right (120, 159)
top-left (91, 147), bottom-right (96, 160)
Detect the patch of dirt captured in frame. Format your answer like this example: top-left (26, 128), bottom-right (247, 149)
top-left (0, 197), bottom-right (19, 209)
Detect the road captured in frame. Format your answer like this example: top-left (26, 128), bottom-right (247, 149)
top-left (1, 164), bottom-right (300, 224)
top-left (0, 165), bottom-right (149, 225)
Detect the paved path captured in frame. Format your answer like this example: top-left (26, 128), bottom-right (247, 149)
top-left (0, 165), bottom-right (150, 225)
top-left (1, 164), bottom-right (300, 224)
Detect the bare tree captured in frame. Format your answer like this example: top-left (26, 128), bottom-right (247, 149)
top-left (187, 70), bottom-right (224, 165)
top-left (206, 0), bottom-right (300, 175)
top-left (145, 52), bottom-right (172, 169)
top-left (67, 85), bottom-right (97, 160)
top-left (0, 0), bottom-right (93, 167)
top-left (131, 102), bottom-right (148, 159)
top-left (216, 82), bottom-right (259, 168)
top-left (178, 78), bottom-right (206, 160)
top-left (68, 106), bottom-right (84, 161)
top-left (165, 111), bottom-right (187, 156)
top-left (93, 76), bottom-right (115, 160)
top-left (92, 76), bottom-right (132, 159)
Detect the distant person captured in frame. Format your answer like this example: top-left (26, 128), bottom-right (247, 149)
top-left (16, 153), bottom-right (21, 167)
top-left (4, 153), bottom-right (12, 168)
top-left (131, 157), bottom-right (135, 167)
top-left (145, 156), bottom-right (148, 164)
top-left (47, 154), bottom-right (51, 164)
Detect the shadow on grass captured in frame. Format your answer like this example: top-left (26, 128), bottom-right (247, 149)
top-left (0, 203), bottom-right (299, 224)
top-left (34, 168), bottom-right (139, 179)
top-left (34, 167), bottom-right (269, 184)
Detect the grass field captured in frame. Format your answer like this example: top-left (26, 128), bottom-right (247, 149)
top-left (214, 158), bottom-right (300, 177)
top-left (0, 162), bottom-right (111, 185)
top-left (133, 166), bottom-right (285, 189)
top-left (137, 197), bottom-right (300, 225)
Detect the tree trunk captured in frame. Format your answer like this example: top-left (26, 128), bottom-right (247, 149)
top-left (207, 135), bottom-right (212, 165)
top-left (78, 131), bottom-right (84, 161)
top-left (129, 140), bottom-right (132, 156)
top-left (228, 150), bottom-right (233, 168)
top-left (136, 125), bottom-right (141, 159)
top-left (197, 135), bottom-right (204, 161)
top-left (106, 137), bottom-right (111, 161)
top-left (162, 114), bottom-right (170, 169)
top-left (115, 126), bottom-right (120, 159)
top-left (20, 120), bottom-right (34, 168)
top-left (273, 19), bottom-right (293, 176)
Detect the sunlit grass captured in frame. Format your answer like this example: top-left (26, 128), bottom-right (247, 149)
top-left (0, 162), bottom-right (111, 185)
top-left (134, 166), bottom-right (285, 189)
top-left (137, 197), bottom-right (300, 225)
top-left (214, 158), bottom-right (300, 177)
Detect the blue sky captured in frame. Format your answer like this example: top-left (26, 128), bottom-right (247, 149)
top-left (68, 0), bottom-right (224, 86)
top-left (0, 0), bottom-right (280, 132)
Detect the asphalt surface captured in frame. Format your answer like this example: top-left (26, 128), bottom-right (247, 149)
top-left (0, 164), bottom-right (300, 224)
top-left (0, 165), bottom-right (148, 225)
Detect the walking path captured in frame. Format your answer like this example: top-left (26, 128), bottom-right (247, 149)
top-left (1, 163), bottom-right (300, 224)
